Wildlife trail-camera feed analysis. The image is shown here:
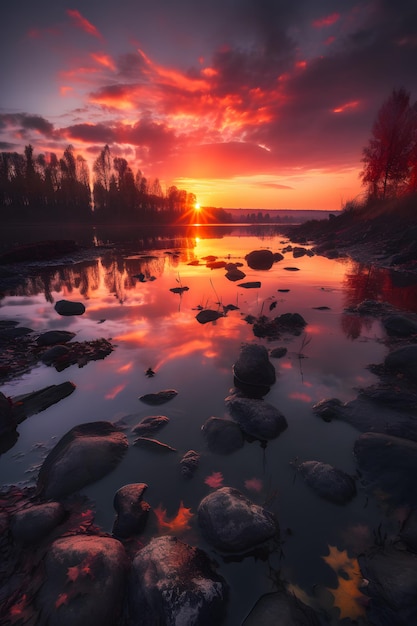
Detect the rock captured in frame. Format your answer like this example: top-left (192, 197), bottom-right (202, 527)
top-left (245, 249), bottom-right (274, 270)
top-left (180, 450), bottom-right (201, 478)
top-left (225, 394), bottom-right (288, 441)
top-left (112, 483), bottom-right (150, 538)
top-left (0, 391), bottom-right (16, 436)
top-left (36, 421), bottom-right (128, 500)
top-left (297, 461), bottom-right (356, 504)
top-left (353, 432), bottom-right (417, 505)
top-left (139, 389), bottom-right (178, 405)
top-left (269, 347), bottom-right (287, 359)
top-left (170, 286), bottom-right (189, 294)
top-left (11, 381), bottom-right (76, 423)
top-left (197, 487), bottom-right (279, 554)
top-left (400, 508), bottom-right (417, 552)
top-left (292, 246), bottom-right (309, 258)
top-left (225, 267), bottom-right (246, 281)
top-left (253, 312), bottom-right (307, 339)
top-left (133, 436), bottom-right (177, 453)
top-left (207, 260), bottom-right (226, 269)
top-left (0, 326), bottom-right (34, 339)
top-left (383, 314), bottom-right (417, 337)
top-left (37, 330), bottom-right (76, 346)
top-left (283, 266), bottom-right (300, 271)
top-left (202, 417), bottom-right (244, 454)
top-left (312, 398), bottom-right (344, 422)
top-left (273, 252), bottom-right (284, 262)
top-left (41, 344), bottom-right (70, 365)
top-left (242, 589), bottom-right (321, 625)
top-left (232, 343), bottom-right (276, 396)
top-left (11, 501), bottom-right (66, 544)
top-left (384, 345), bottom-right (417, 383)
top-left (129, 535), bottom-right (228, 625)
top-left (359, 546), bottom-right (417, 626)
top-left (196, 309), bottom-right (224, 324)
top-left (54, 299), bottom-right (86, 316)
top-left (36, 535), bottom-right (128, 626)
top-left (238, 281), bottom-right (261, 289)
top-left (132, 415), bottom-right (169, 436)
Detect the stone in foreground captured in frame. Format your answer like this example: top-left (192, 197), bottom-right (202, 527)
top-left (129, 535), bottom-right (228, 625)
top-left (225, 393), bottom-right (288, 441)
top-left (198, 486), bottom-right (279, 554)
top-left (297, 460), bottom-right (356, 504)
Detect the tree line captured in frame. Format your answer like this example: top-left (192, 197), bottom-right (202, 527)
top-left (0, 144), bottom-right (201, 224)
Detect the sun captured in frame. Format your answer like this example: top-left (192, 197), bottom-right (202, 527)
top-left (194, 202), bottom-right (201, 211)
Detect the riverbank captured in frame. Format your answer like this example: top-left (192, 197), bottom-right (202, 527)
top-left (284, 195), bottom-right (417, 273)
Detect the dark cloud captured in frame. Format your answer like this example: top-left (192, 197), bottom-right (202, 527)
top-left (0, 113), bottom-right (54, 136)
top-left (63, 123), bottom-right (116, 144)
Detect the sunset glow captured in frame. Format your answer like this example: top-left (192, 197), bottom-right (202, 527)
top-left (1, 1), bottom-right (415, 210)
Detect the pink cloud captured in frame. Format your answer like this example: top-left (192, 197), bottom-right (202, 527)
top-left (67, 9), bottom-right (103, 39)
top-left (312, 13), bottom-right (340, 28)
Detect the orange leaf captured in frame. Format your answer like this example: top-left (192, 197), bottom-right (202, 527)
top-left (154, 501), bottom-right (193, 534)
top-left (322, 545), bottom-right (367, 620)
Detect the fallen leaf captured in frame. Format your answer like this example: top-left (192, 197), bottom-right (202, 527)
top-left (244, 477), bottom-right (263, 492)
top-left (154, 501), bottom-right (193, 534)
top-left (204, 471), bottom-right (224, 488)
top-left (322, 544), bottom-right (367, 620)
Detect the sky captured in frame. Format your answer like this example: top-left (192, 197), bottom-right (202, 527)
top-left (1, 0), bottom-right (416, 211)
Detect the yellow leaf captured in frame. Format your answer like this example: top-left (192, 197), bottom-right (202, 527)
top-left (322, 545), bottom-right (367, 620)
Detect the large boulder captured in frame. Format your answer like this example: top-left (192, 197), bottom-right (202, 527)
top-left (245, 249), bottom-right (274, 270)
top-left (197, 486), bottom-right (279, 554)
top-left (233, 343), bottom-right (276, 396)
top-left (112, 483), bottom-right (150, 538)
top-left (383, 314), bottom-right (417, 337)
top-left (36, 535), bottom-right (128, 626)
top-left (54, 300), bottom-right (86, 316)
top-left (129, 535), bottom-right (228, 625)
top-left (359, 546), bottom-right (417, 626)
top-left (384, 345), bottom-right (417, 383)
top-left (297, 460), bottom-right (356, 504)
top-left (353, 432), bottom-right (417, 505)
top-left (201, 416), bottom-right (244, 454)
top-left (11, 501), bottom-right (66, 545)
top-left (225, 394), bottom-right (288, 441)
top-left (37, 330), bottom-right (76, 346)
top-left (243, 589), bottom-right (321, 625)
top-left (36, 421), bottom-right (128, 500)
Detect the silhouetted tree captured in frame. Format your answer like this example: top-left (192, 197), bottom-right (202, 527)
top-left (361, 88), bottom-right (417, 199)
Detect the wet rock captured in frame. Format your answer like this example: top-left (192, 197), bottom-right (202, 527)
top-left (400, 508), bottom-right (417, 552)
top-left (170, 286), bottom-right (189, 294)
top-left (0, 326), bottom-right (34, 339)
top-left (0, 391), bottom-right (16, 436)
top-left (36, 421), bottom-right (128, 500)
top-left (41, 344), bottom-right (70, 365)
top-left (196, 309), bottom-right (224, 324)
top-left (225, 267), bottom-right (246, 281)
top-left (293, 246), bottom-right (309, 258)
top-left (202, 416), bottom-right (244, 454)
top-left (139, 389), bottom-right (178, 405)
top-left (283, 266), bottom-right (300, 271)
top-left (273, 252), bottom-right (284, 262)
top-left (312, 398), bottom-right (344, 422)
top-left (112, 483), bottom-right (150, 538)
top-left (238, 281), bottom-right (261, 289)
top-left (37, 535), bottom-right (128, 626)
top-left (359, 546), bottom-right (417, 626)
top-left (225, 394), bottom-right (288, 441)
top-left (245, 249), bottom-right (274, 270)
top-left (297, 460), bottom-right (356, 504)
top-left (180, 449), bottom-right (201, 478)
top-left (54, 299), bottom-right (86, 316)
top-left (383, 314), bottom-right (417, 337)
top-left (11, 501), bottom-right (66, 545)
top-left (207, 260), bottom-right (226, 269)
top-left (253, 312), bottom-right (307, 339)
top-left (243, 589), bottom-right (321, 625)
top-left (233, 343), bottom-right (276, 396)
top-left (132, 415), bottom-right (169, 436)
top-left (129, 535), bottom-right (228, 625)
top-left (197, 486), bottom-right (279, 554)
top-left (11, 381), bottom-right (76, 423)
top-left (269, 347), bottom-right (287, 359)
top-left (37, 330), bottom-right (76, 346)
top-left (353, 432), bottom-right (417, 505)
top-left (133, 436), bottom-right (177, 453)
top-left (384, 345), bottom-right (417, 383)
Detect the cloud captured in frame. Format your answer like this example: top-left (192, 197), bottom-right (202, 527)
top-left (0, 113), bottom-right (55, 137)
top-left (66, 9), bottom-right (103, 39)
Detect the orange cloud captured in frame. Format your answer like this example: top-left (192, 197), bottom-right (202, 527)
top-left (313, 13), bottom-right (340, 28)
top-left (67, 9), bottom-right (103, 39)
top-left (333, 100), bottom-right (360, 113)
top-left (91, 53), bottom-right (116, 71)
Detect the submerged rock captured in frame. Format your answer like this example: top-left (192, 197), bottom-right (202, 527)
top-left (132, 415), bottom-right (169, 436)
top-left (129, 535), bottom-right (228, 625)
top-left (180, 449), bottom-right (201, 478)
top-left (253, 312), bottom-right (307, 339)
top-left (202, 416), bottom-right (244, 454)
top-left (36, 330), bottom-right (76, 346)
top-left (37, 535), bottom-right (128, 626)
top-left (238, 281), bottom-right (261, 289)
top-left (353, 432), bottom-right (417, 505)
top-left (243, 589), bottom-right (321, 625)
top-left (133, 436), bottom-right (177, 453)
top-left (36, 421), bottom-right (128, 500)
top-left (383, 314), bottom-right (417, 337)
top-left (196, 309), bottom-right (224, 324)
top-left (112, 483), bottom-right (150, 538)
top-left (225, 267), bottom-right (246, 281)
top-left (225, 394), bottom-right (288, 441)
top-left (54, 299), bottom-right (86, 316)
top-left (11, 381), bottom-right (76, 423)
top-left (384, 345), bottom-right (417, 383)
top-left (139, 389), bottom-right (178, 405)
top-left (198, 486), bottom-right (279, 554)
top-left (297, 460), bottom-right (356, 504)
